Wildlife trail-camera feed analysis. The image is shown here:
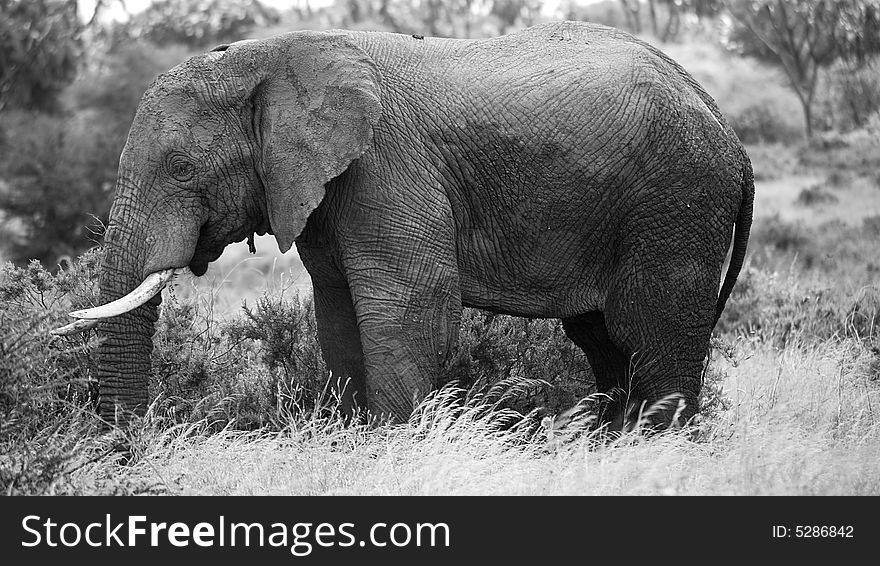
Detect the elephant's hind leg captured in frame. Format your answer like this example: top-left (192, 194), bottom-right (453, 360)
top-left (601, 259), bottom-right (719, 430)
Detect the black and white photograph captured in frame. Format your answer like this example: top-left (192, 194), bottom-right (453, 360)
top-left (2, 0), bottom-right (879, 536)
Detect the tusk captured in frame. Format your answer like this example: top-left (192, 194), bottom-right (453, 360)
top-left (51, 318), bottom-right (100, 336)
top-left (68, 268), bottom-right (178, 320)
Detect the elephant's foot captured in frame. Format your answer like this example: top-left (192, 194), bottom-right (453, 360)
top-left (590, 387), bottom-right (699, 436)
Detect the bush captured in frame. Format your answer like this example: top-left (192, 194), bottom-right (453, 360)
top-left (0, 252), bottom-right (102, 427)
top-left (149, 290), bottom-right (328, 429)
top-left (795, 184), bottom-right (839, 207)
top-left (744, 143), bottom-right (799, 181)
top-left (749, 214), bottom-right (813, 255)
top-left (825, 169), bottom-right (856, 188)
top-left (729, 104), bottom-right (804, 144)
top-left (149, 292), bottom-right (602, 429)
top-left (717, 267), bottom-right (880, 348)
top-left (445, 309), bottom-right (594, 416)
top-left (816, 59), bottom-right (880, 132)
top-left (863, 215), bottom-right (880, 237)
top-left (798, 128), bottom-right (880, 176)
top-left (0, 251), bottom-right (102, 495)
top-left (732, 213), bottom-right (880, 347)
top-left (0, 249), bottom-right (598, 439)
top-left (220, 293), bottom-right (327, 421)
top-left (747, 214), bottom-right (880, 284)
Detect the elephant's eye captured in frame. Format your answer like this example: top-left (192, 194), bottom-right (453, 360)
top-left (167, 153), bottom-right (196, 182)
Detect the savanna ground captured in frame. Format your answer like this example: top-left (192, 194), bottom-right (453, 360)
top-left (3, 11), bottom-right (880, 495)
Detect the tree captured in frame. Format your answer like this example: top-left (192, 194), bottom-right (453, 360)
top-left (0, 111), bottom-right (114, 265)
top-left (727, 0), bottom-right (880, 137)
top-left (567, 1), bottom-right (723, 42)
top-left (619, 0), bottom-right (643, 33)
top-left (0, 0), bottom-right (82, 113)
top-left (492, 0), bottom-right (542, 34)
top-left (0, 0), bottom-right (288, 266)
top-left (652, 1), bottom-right (723, 41)
top-left (0, 40), bottom-right (194, 266)
top-left (119, 0), bottom-right (281, 48)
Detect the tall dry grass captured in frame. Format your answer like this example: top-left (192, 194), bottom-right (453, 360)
top-left (46, 335), bottom-right (878, 496)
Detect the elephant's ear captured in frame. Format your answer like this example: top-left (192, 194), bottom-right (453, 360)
top-left (213, 32), bottom-right (383, 251)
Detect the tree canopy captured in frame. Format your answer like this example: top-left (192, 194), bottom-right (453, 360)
top-left (727, 0), bottom-right (880, 136)
top-left (116, 0), bottom-right (281, 48)
top-left (0, 0), bottom-right (82, 113)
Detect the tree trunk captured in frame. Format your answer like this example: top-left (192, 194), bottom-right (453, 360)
top-left (800, 94), bottom-right (814, 138)
top-left (648, 0), bottom-right (658, 37)
top-left (619, 0), bottom-right (641, 34)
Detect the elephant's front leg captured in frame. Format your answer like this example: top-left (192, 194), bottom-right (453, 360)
top-left (297, 243), bottom-right (368, 420)
top-left (312, 283), bottom-right (367, 418)
top-left (347, 256), bottom-right (462, 422)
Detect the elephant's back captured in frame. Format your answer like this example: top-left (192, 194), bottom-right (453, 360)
top-left (351, 22), bottom-right (730, 143)
top-left (350, 21), bottom-right (647, 62)
top-left (349, 21), bottom-right (682, 87)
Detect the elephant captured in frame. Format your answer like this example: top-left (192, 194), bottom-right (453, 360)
top-left (57, 21), bottom-right (754, 429)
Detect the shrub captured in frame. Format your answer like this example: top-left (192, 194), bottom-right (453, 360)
top-left (221, 293), bottom-right (327, 420)
top-left (798, 128), bottom-right (880, 176)
top-left (717, 267), bottom-right (880, 348)
top-left (0, 252), bottom-right (101, 427)
top-left (729, 104), bottom-right (803, 144)
top-left (0, 249), bottom-right (600, 441)
top-left (445, 309), bottom-right (594, 416)
top-left (0, 251), bottom-right (102, 495)
top-left (825, 169), bottom-right (855, 188)
top-left (744, 143), bottom-right (799, 181)
top-left (0, 111), bottom-right (116, 266)
top-left (152, 293), bottom-right (599, 427)
top-left (747, 214), bottom-right (880, 285)
top-left (816, 58), bottom-right (880, 132)
top-left (749, 214), bottom-right (813, 255)
top-left (863, 215), bottom-right (880, 237)
top-left (795, 184), bottom-right (839, 207)
top-left (150, 290), bottom-right (328, 429)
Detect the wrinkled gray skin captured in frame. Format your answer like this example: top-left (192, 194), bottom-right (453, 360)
top-left (96, 21), bottom-right (753, 428)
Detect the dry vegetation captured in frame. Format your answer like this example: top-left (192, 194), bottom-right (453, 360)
top-left (3, 37), bottom-right (880, 496)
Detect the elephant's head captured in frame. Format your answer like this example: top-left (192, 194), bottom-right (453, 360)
top-left (76, 32), bottom-right (382, 423)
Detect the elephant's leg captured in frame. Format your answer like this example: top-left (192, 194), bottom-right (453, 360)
top-left (602, 261), bottom-right (718, 429)
top-left (562, 312), bottom-right (632, 425)
top-left (348, 268), bottom-right (462, 423)
top-left (312, 283), bottom-right (367, 420)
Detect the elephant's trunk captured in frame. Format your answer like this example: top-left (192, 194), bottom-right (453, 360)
top-left (89, 170), bottom-right (203, 424)
top-left (94, 221), bottom-right (161, 424)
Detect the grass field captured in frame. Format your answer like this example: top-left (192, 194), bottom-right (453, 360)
top-left (53, 338), bottom-right (880, 495)
top-left (3, 134), bottom-right (880, 496)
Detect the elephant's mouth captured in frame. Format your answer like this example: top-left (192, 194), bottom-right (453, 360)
top-left (189, 257), bottom-right (210, 277)
top-left (189, 240), bottom-right (226, 276)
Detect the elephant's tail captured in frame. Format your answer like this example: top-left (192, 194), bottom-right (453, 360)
top-left (714, 159), bottom-right (755, 327)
